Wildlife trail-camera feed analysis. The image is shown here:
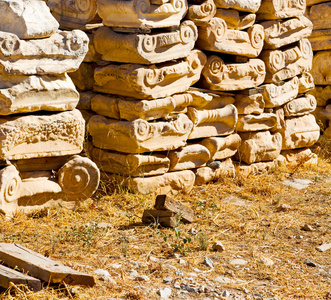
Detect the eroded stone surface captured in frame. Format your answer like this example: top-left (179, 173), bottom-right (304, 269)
top-left (235, 90), bottom-right (265, 114)
top-left (186, 0), bottom-right (216, 25)
top-left (311, 51), bottom-right (331, 85)
top-left (238, 159), bottom-right (279, 176)
top-left (257, 0), bottom-right (305, 20)
top-left (308, 85), bottom-right (331, 106)
top-left (215, 9), bottom-right (256, 30)
top-left (236, 113), bottom-right (277, 131)
top-left (298, 72), bottom-right (314, 94)
top-left (69, 63), bottom-right (95, 91)
top-left (280, 148), bottom-right (318, 164)
top-left (270, 107), bottom-right (285, 132)
top-left (283, 95), bottom-right (317, 117)
top-left (91, 94), bottom-right (120, 119)
top-left (306, 2), bottom-right (331, 30)
top-left (189, 89), bottom-right (235, 109)
top-left (213, 0), bottom-right (261, 13)
top-left (309, 29), bottom-right (331, 51)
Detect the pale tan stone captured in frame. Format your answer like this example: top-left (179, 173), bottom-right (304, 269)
top-left (186, 0), bottom-right (216, 26)
top-left (93, 50), bottom-right (207, 99)
top-left (168, 144), bottom-right (210, 171)
top-left (97, 0), bottom-right (188, 29)
top-left (257, 0), bottom-right (305, 20)
top-left (311, 51), bottom-right (331, 85)
top-left (260, 77), bottom-right (299, 108)
top-left (283, 95), bottom-right (317, 117)
top-left (87, 113), bottom-right (193, 153)
top-left (236, 113), bottom-right (277, 131)
top-left (0, 0), bottom-right (59, 39)
top-left (281, 114), bottom-right (320, 150)
top-left (309, 29), bottom-right (331, 51)
top-left (261, 16), bottom-right (313, 49)
top-left (238, 159), bottom-right (279, 176)
top-left (94, 21), bottom-right (198, 64)
top-left (0, 73), bottom-right (79, 115)
top-left (308, 85), bottom-right (331, 106)
top-left (89, 146), bottom-right (170, 176)
top-left (306, 2), bottom-right (331, 30)
top-left (235, 91), bottom-right (264, 114)
top-left (188, 88), bottom-right (235, 109)
top-left (200, 133), bottom-right (241, 160)
top-left (270, 107), bottom-right (285, 132)
top-left (0, 30), bottom-right (89, 75)
top-left (69, 62), bottom-right (95, 91)
top-left (200, 56), bottom-right (265, 91)
top-left (194, 158), bottom-right (235, 185)
top-left (197, 18), bottom-right (264, 57)
top-left (215, 9), bottom-right (255, 30)
top-left (280, 148), bottom-right (318, 165)
top-left (236, 131), bottom-right (282, 164)
top-left (298, 72), bottom-right (314, 94)
top-left (0, 109), bottom-right (85, 160)
top-left (187, 104), bottom-right (237, 139)
top-left (91, 94), bottom-right (120, 119)
top-left (213, 0), bottom-right (261, 13)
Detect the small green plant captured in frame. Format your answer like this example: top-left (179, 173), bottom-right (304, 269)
top-left (64, 222), bottom-right (101, 248)
top-left (118, 236), bottom-right (129, 257)
top-left (197, 230), bottom-right (208, 251)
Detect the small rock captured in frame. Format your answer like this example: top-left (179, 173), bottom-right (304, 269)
top-left (225, 269), bottom-right (235, 277)
top-left (283, 178), bottom-right (312, 190)
top-left (180, 283), bottom-right (197, 293)
top-left (193, 267), bottom-right (202, 273)
top-left (158, 287), bottom-right (172, 300)
top-left (174, 283), bottom-right (181, 289)
top-left (149, 256), bottom-right (159, 262)
top-left (230, 259), bottom-right (248, 266)
top-left (176, 270), bottom-right (184, 276)
top-left (163, 276), bottom-right (173, 284)
top-left (277, 204), bottom-right (291, 212)
top-left (110, 263), bottom-right (122, 269)
top-left (129, 269), bottom-right (139, 277)
top-left (179, 258), bottom-right (188, 266)
top-left (304, 260), bottom-right (317, 267)
top-left (203, 257), bottom-right (214, 268)
top-left (212, 241), bottom-right (225, 252)
top-left (69, 286), bottom-right (81, 296)
top-left (317, 243), bottom-right (331, 252)
top-left (258, 257), bottom-right (274, 266)
top-left (94, 269), bottom-right (110, 277)
top-left (187, 272), bottom-right (197, 278)
top-left (135, 275), bottom-right (149, 282)
top-left (163, 264), bottom-right (177, 271)
top-left (302, 224), bottom-right (314, 232)
top-left (189, 228), bottom-right (198, 235)
top-left (222, 290), bottom-right (231, 298)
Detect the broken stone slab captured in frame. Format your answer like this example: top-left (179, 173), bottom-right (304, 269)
top-left (186, 0), bottom-right (216, 26)
top-left (200, 133), bottom-right (241, 161)
top-left (69, 62), bottom-right (95, 91)
top-left (280, 148), bottom-right (318, 165)
top-left (236, 113), bottom-right (277, 131)
top-left (213, 0), bottom-right (261, 13)
top-left (142, 209), bottom-right (179, 227)
top-left (283, 178), bottom-right (312, 189)
top-left (235, 90), bottom-right (265, 114)
top-left (90, 94), bottom-right (120, 119)
top-left (308, 85), bottom-right (331, 106)
top-left (94, 21), bottom-right (198, 64)
top-left (257, 0), bottom-right (305, 20)
top-left (261, 16), bottom-right (313, 49)
top-left (215, 9), bottom-right (256, 30)
top-left (93, 50), bottom-right (207, 99)
top-left (283, 94), bottom-right (317, 117)
top-left (197, 18), bottom-right (264, 57)
top-left (194, 158), bottom-right (235, 185)
top-left (317, 243), bottom-right (331, 252)
top-left (311, 51), bottom-right (331, 85)
top-left (309, 29), bottom-right (331, 51)
top-left (306, 2), bottom-right (331, 30)
top-left (259, 76), bottom-right (299, 108)
top-left (235, 131), bottom-right (282, 164)
top-left (281, 114), bottom-right (320, 150)
top-left (200, 56), bottom-right (265, 91)
top-left (168, 144), bottom-right (210, 171)
top-left (187, 104), bottom-right (238, 139)
top-left (84, 33), bottom-right (102, 63)
top-left (0, 30), bottom-right (89, 75)
top-left (238, 159), bottom-right (279, 176)
top-left (188, 88), bottom-right (235, 109)
top-left (0, 73), bottom-right (79, 115)
top-left (97, 0), bottom-right (188, 29)
top-left (298, 72), bottom-right (314, 94)
top-left (0, 0), bottom-right (59, 39)
top-left (270, 107), bottom-right (285, 133)
top-left (87, 113), bottom-right (193, 153)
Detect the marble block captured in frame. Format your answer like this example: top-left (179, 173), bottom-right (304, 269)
top-left (311, 51), bottom-right (331, 85)
top-left (215, 9), bottom-right (256, 30)
top-left (236, 113), bottom-right (277, 131)
top-left (280, 148), bottom-right (318, 164)
top-left (235, 90), bottom-right (265, 114)
top-left (87, 113), bottom-right (193, 153)
top-left (270, 107), bottom-right (285, 133)
top-left (306, 2), bottom-right (331, 30)
top-left (84, 33), bottom-right (102, 62)
top-left (188, 88), bottom-right (235, 109)
top-left (283, 94), bottom-right (317, 117)
top-left (309, 29), bottom-right (331, 51)
top-left (308, 85), bottom-right (331, 106)
top-left (213, 0), bottom-right (261, 13)
top-left (90, 94), bottom-right (120, 119)
top-left (257, 0), bottom-right (305, 20)
top-left (93, 50), bottom-right (207, 99)
top-left (298, 72), bottom-right (314, 94)
top-left (238, 159), bottom-right (279, 176)
top-left (186, 0), bottom-right (216, 25)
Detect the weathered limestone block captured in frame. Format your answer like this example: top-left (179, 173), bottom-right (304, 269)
top-left (13, 156), bottom-right (69, 172)
top-left (189, 88), bottom-right (235, 109)
top-left (84, 33), bottom-right (102, 62)
top-left (109, 170), bottom-right (195, 195)
top-left (238, 159), bottom-right (279, 176)
top-left (257, 0), bottom-right (305, 20)
top-left (236, 113), bottom-right (277, 131)
top-left (77, 91), bottom-right (96, 110)
top-left (260, 39), bottom-right (313, 83)
top-left (200, 133), bottom-right (241, 160)
top-left (89, 146), bottom-right (170, 176)
top-left (311, 51), bottom-right (331, 85)
top-left (298, 72), bottom-right (314, 94)
top-left (215, 9), bottom-right (256, 30)
top-left (94, 21), bottom-right (198, 64)
top-left (261, 16), bottom-right (313, 49)
top-left (236, 131), bottom-right (282, 164)
top-left (186, 0), bottom-right (216, 25)
top-left (187, 104), bottom-right (237, 139)
top-left (281, 114), bottom-right (320, 150)
top-left (87, 113), bottom-right (193, 153)
top-left (0, 109), bottom-right (85, 160)
top-left (260, 76), bottom-right (299, 108)
top-left (280, 148), bottom-right (318, 164)
top-left (197, 18), bottom-right (264, 57)
top-left (283, 94), bottom-right (317, 117)
top-left (194, 158), bottom-right (235, 185)
top-left (213, 0), bottom-right (261, 13)
top-left (91, 94), bottom-right (120, 119)
top-left (0, 30), bottom-right (89, 75)
top-left (235, 90), bottom-right (264, 114)
top-left (69, 63), bottom-right (95, 91)
top-left (322, 104), bottom-right (331, 120)
top-left (46, 0), bottom-right (100, 30)
top-left (97, 0), bottom-right (188, 29)
top-left (309, 29), bottom-right (331, 51)
top-left (93, 50), bottom-right (207, 99)
top-left (307, 0), bottom-right (329, 5)
top-left (200, 56), bottom-right (265, 91)
top-left (270, 107), bottom-right (285, 132)
top-left (168, 144), bottom-right (210, 171)
top-left (308, 85), bottom-right (331, 106)
top-left (0, 0), bottom-right (59, 39)
top-left (0, 73), bottom-right (79, 115)
top-left (306, 2), bottom-right (331, 30)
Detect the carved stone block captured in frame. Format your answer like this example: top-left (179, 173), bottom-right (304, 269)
top-left (311, 51), bottom-right (331, 85)
top-left (236, 113), bottom-right (277, 131)
top-left (94, 21), bottom-right (198, 64)
top-left (0, 73), bottom-right (79, 115)
top-left (200, 133), bottom-right (241, 160)
top-left (308, 85), bottom-right (331, 106)
top-left (236, 131), bottom-right (282, 164)
top-left (0, 0), bottom-right (59, 39)
top-left (0, 30), bottom-right (89, 75)
top-left (93, 50), bottom-right (207, 99)
top-left (257, 0), bottom-right (305, 20)
top-left (69, 63), bottom-right (95, 91)
top-left (238, 159), bottom-right (279, 176)
top-left (197, 18), bottom-right (264, 57)
top-left (90, 94), bottom-right (120, 119)
top-left (306, 2), bottom-right (331, 30)
top-left (188, 88), bottom-right (235, 109)
top-left (187, 104), bottom-right (237, 139)
top-left (283, 95), bottom-right (317, 117)
top-left (235, 91), bottom-right (265, 114)
top-left (281, 114), bottom-right (320, 150)
top-left (298, 72), bottom-right (314, 94)
top-left (261, 16), bottom-right (313, 49)
top-left (270, 107), bottom-right (285, 133)
top-left (215, 9), bottom-right (256, 30)
top-left (213, 0), bottom-right (261, 13)
top-left (186, 0), bottom-right (216, 25)
top-left (168, 144), bottom-right (210, 171)
top-left (200, 56), bottom-right (266, 91)
top-left (0, 109), bottom-right (85, 160)
top-left (309, 29), bottom-right (331, 51)
top-left (84, 33), bottom-right (102, 62)
top-left (280, 148), bottom-right (318, 165)
top-left (87, 114), bottom-right (193, 153)
top-left (97, 0), bottom-right (188, 29)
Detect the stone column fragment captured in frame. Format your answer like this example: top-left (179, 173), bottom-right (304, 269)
top-left (257, 0), bottom-right (306, 20)
top-left (311, 51), bottom-right (331, 85)
top-left (213, 0), bottom-right (262, 13)
top-left (186, 0), bottom-right (216, 25)
top-left (283, 94), bottom-right (317, 117)
top-left (215, 9), bottom-right (256, 30)
top-left (235, 90), bottom-right (265, 114)
top-left (236, 113), bottom-right (277, 131)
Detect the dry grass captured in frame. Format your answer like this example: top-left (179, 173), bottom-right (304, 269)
top-left (0, 143), bottom-right (330, 299)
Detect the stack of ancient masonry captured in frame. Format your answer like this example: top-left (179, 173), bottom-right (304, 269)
top-left (306, 0), bottom-right (331, 137)
top-left (0, 0), bottom-right (100, 216)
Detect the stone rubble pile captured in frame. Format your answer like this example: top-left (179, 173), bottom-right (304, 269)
top-left (0, 0), bottom-right (100, 216)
